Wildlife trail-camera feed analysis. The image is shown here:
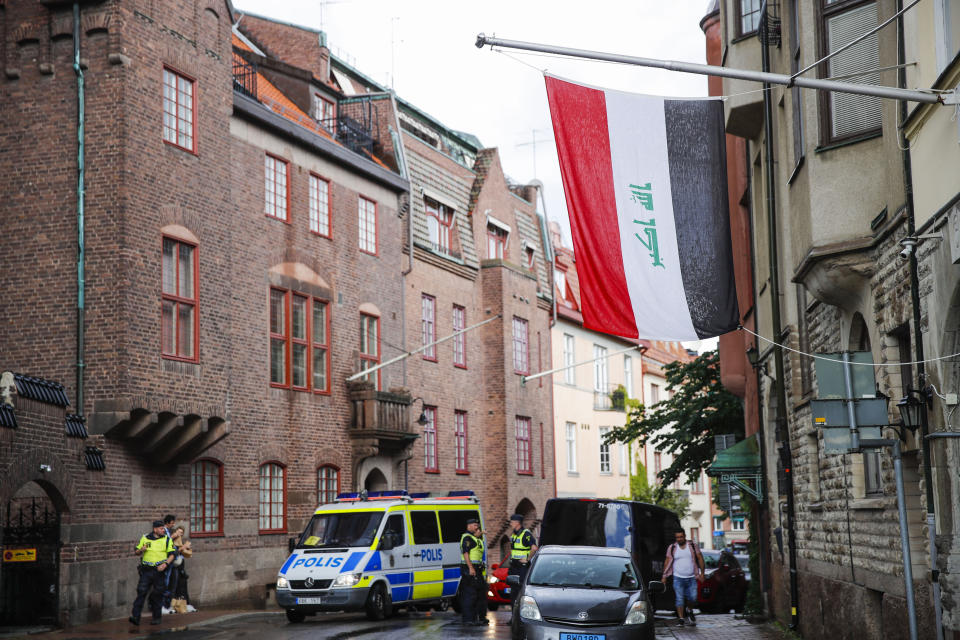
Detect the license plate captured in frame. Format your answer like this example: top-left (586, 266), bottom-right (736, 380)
top-left (559, 634), bottom-right (605, 640)
top-left (503, 587), bottom-right (511, 595)
top-left (296, 597), bottom-right (324, 605)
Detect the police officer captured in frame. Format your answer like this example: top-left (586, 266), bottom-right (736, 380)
top-left (129, 520), bottom-right (175, 627)
top-left (506, 514), bottom-right (537, 621)
top-left (459, 518), bottom-right (488, 626)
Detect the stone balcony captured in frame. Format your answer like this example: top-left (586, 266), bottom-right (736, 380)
top-left (346, 380), bottom-right (417, 456)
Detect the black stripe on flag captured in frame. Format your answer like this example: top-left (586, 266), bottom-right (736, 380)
top-left (663, 99), bottom-right (740, 339)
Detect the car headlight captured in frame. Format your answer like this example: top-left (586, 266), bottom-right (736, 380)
top-left (276, 576), bottom-right (289, 589)
top-left (519, 595), bottom-right (542, 621)
top-left (332, 572), bottom-right (362, 587)
top-left (624, 599), bottom-right (648, 625)
top-left (488, 575), bottom-right (499, 584)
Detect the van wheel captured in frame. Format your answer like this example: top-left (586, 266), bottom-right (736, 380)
top-left (487, 602), bottom-right (499, 612)
top-left (451, 590), bottom-right (462, 613)
top-left (285, 609), bottom-right (306, 623)
top-left (365, 583), bottom-right (392, 621)
top-left (434, 599), bottom-right (450, 612)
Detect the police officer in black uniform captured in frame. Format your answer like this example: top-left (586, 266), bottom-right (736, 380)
top-left (459, 518), bottom-right (488, 626)
top-left (506, 514), bottom-right (538, 622)
top-left (129, 520), bottom-right (175, 627)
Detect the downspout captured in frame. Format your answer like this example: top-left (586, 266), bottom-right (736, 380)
top-left (73, 2), bottom-right (86, 417)
top-left (391, 92), bottom-right (412, 388)
top-left (760, 3), bottom-right (799, 628)
top-left (896, 3), bottom-right (942, 637)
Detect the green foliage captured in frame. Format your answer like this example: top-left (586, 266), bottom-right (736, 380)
top-left (619, 461), bottom-right (691, 520)
top-left (606, 350), bottom-right (744, 499)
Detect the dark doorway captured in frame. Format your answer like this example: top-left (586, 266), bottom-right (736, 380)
top-left (1, 483), bottom-right (61, 626)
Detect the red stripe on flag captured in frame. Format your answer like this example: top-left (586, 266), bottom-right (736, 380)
top-left (544, 76), bottom-right (637, 339)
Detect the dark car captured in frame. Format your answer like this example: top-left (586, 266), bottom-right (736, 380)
top-left (508, 545), bottom-right (661, 640)
top-left (697, 549), bottom-right (747, 613)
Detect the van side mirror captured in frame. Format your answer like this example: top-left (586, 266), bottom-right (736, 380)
top-left (648, 581), bottom-right (665, 595)
top-left (288, 537), bottom-right (297, 553)
top-left (506, 574), bottom-right (520, 587)
top-left (379, 532), bottom-right (396, 551)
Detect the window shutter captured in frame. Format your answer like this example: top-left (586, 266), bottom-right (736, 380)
top-left (827, 2), bottom-right (882, 139)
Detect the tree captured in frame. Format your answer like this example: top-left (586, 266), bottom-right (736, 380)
top-left (606, 350), bottom-right (744, 498)
top-left (621, 461), bottom-right (691, 520)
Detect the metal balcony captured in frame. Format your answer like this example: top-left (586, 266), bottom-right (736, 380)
top-left (593, 384), bottom-right (628, 412)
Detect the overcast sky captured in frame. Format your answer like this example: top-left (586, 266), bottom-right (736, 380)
top-left (232, 0), bottom-right (718, 351)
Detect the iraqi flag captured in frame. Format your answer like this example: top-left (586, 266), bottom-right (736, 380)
top-left (545, 75), bottom-right (739, 341)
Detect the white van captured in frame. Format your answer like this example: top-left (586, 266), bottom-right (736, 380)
top-left (275, 490), bottom-right (484, 623)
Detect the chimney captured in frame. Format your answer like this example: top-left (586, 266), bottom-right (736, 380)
top-left (318, 31), bottom-right (331, 84)
top-left (548, 221), bottom-right (563, 250)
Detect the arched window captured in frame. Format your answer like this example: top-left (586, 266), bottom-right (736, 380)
top-left (318, 465), bottom-right (340, 505)
top-left (259, 462), bottom-right (286, 533)
top-left (190, 459), bottom-right (223, 535)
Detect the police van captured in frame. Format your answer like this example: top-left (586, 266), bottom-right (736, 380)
top-left (275, 490), bottom-right (483, 623)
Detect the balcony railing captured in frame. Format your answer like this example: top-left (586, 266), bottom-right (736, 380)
top-left (319, 114), bottom-right (375, 156)
top-left (232, 53), bottom-right (257, 100)
top-left (593, 384), bottom-right (628, 412)
top-left (346, 380), bottom-right (416, 453)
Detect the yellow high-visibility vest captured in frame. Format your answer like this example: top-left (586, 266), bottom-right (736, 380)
top-left (460, 532), bottom-right (484, 563)
top-left (510, 529), bottom-right (533, 560)
top-left (138, 534), bottom-right (174, 565)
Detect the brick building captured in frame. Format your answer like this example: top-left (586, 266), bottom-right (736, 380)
top-left (0, 0), bottom-right (553, 625)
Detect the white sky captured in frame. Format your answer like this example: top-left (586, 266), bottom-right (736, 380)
top-left (232, 0), bottom-right (718, 353)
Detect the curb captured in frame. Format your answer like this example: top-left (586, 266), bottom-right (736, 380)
top-left (128, 611), bottom-right (285, 639)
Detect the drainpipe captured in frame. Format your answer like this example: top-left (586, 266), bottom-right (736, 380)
top-left (391, 92), bottom-right (412, 387)
top-left (759, 3), bottom-right (799, 629)
top-left (73, 2), bottom-right (86, 417)
top-left (896, 3), bottom-right (942, 637)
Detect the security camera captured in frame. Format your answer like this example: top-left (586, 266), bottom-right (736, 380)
top-left (899, 237), bottom-right (917, 261)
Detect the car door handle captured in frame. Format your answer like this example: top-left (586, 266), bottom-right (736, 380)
top-left (401, 554), bottom-right (410, 558)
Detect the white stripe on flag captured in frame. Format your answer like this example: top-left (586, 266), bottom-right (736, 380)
top-left (605, 89), bottom-right (698, 341)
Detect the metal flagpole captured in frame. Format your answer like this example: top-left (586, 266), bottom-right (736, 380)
top-left (345, 314), bottom-right (502, 382)
top-left (521, 343), bottom-right (644, 384)
top-left (474, 35), bottom-right (957, 106)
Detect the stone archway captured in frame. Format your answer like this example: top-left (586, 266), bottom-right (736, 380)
top-left (364, 468), bottom-right (389, 492)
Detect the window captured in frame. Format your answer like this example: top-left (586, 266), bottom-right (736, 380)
top-left (934, 0), bottom-right (960, 73)
top-left (690, 527), bottom-right (700, 544)
top-left (599, 427), bottom-right (611, 474)
top-left (259, 462), bottom-right (286, 533)
top-left (425, 197), bottom-right (454, 254)
top-left (269, 288), bottom-right (329, 392)
top-left (359, 313), bottom-right (380, 390)
top-left (410, 511), bottom-right (440, 544)
top-left (731, 518), bottom-right (746, 532)
top-left (314, 93), bottom-right (335, 129)
top-left (513, 317), bottom-right (529, 374)
top-left (563, 334), bottom-right (576, 385)
top-left (309, 174), bottom-right (331, 237)
top-left (713, 517), bottom-right (724, 531)
top-left (624, 355), bottom-right (633, 398)
top-left (318, 465), bottom-right (339, 505)
top-left (190, 459), bottom-right (222, 535)
top-left (619, 443), bottom-right (629, 475)
top-left (525, 246), bottom-right (535, 270)
top-left (487, 224), bottom-right (507, 259)
top-left (422, 294), bottom-right (436, 360)
top-left (162, 67), bottom-right (195, 152)
top-left (737, 0), bottom-right (763, 35)
top-left (455, 410), bottom-right (468, 473)
top-left (654, 452), bottom-right (662, 474)
top-left (560, 422), bottom-right (577, 474)
top-left (453, 305), bottom-right (467, 368)
top-left (516, 416), bottom-right (532, 474)
top-left (593, 345), bottom-right (608, 392)
top-left (358, 196), bottom-right (377, 254)
top-left (819, 0), bottom-right (882, 142)
top-left (384, 513), bottom-right (405, 545)
top-left (692, 473), bottom-right (704, 494)
top-left (438, 510), bottom-right (480, 542)
top-left (423, 406), bottom-right (438, 472)
top-left (264, 154), bottom-right (289, 221)
top-left (650, 383), bottom-right (660, 404)
top-left (555, 269), bottom-right (567, 301)
top-left (864, 449), bottom-right (883, 496)
top-left (161, 237), bottom-right (198, 361)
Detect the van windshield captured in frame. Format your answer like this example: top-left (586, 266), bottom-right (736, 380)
top-left (539, 500), bottom-right (633, 550)
top-left (297, 511), bottom-right (384, 549)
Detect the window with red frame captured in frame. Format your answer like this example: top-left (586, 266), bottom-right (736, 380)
top-left (269, 288), bottom-right (329, 392)
top-left (358, 196), bottom-right (377, 254)
top-left (359, 313), bottom-right (380, 390)
top-left (162, 67), bottom-right (195, 152)
top-left (654, 452), bottom-right (662, 474)
top-left (512, 316), bottom-right (529, 374)
top-left (161, 237), bottom-right (198, 361)
top-left (190, 459), bottom-right (222, 535)
top-left (317, 465), bottom-right (339, 505)
top-left (259, 462), bottom-right (286, 533)
top-left (487, 224), bottom-right (507, 259)
top-left (455, 410), bottom-right (468, 473)
top-left (453, 305), bottom-right (466, 368)
top-left (422, 294), bottom-right (436, 360)
top-left (264, 154), bottom-right (288, 221)
top-left (516, 416), bottom-right (532, 474)
top-left (313, 94), bottom-right (336, 130)
top-left (309, 174), bottom-right (331, 237)
top-left (425, 197), bottom-right (453, 254)
top-left (423, 406), bottom-right (438, 472)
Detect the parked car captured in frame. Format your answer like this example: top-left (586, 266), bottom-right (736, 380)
top-left (487, 562), bottom-right (512, 610)
top-left (697, 549), bottom-right (747, 613)
top-left (508, 545), bottom-right (661, 640)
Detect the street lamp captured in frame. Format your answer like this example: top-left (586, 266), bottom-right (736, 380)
top-left (745, 345), bottom-right (759, 368)
top-left (896, 394), bottom-right (924, 431)
top-left (410, 397), bottom-right (429, 426)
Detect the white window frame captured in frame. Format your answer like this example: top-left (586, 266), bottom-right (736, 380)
top-left (624, 355), bottom-right (633, 399)
top-left (565, 422), bottom-right (577, 473)
top-left (731, 518), bottom-right (746, 532)
top-left (599, 426), bottom-right (611, 474)
top-left (593, 345), bottom-right (608, 392)
top-left (563, 334), bottom-right (576, 385)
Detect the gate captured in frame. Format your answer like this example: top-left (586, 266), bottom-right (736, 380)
top-left (1, 495), bottom-right (61, 625)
